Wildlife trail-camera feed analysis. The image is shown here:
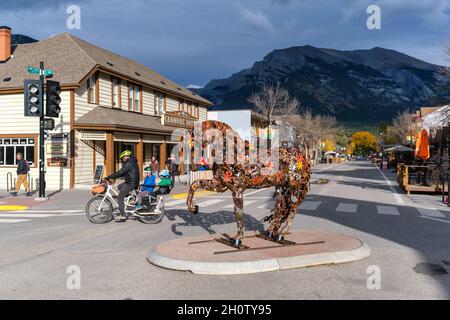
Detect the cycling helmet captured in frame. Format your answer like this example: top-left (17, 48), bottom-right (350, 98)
top-left (120, 150), bottom-right (132, 159)
top-left (160, 169), bottom-right (170, 177)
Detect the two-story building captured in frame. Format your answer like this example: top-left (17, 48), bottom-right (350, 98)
top-left (0, 26), bottom-right (212, 190)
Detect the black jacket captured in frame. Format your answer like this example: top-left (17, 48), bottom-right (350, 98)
top-left (17, 159), bottom-right (29, 175)
top-left (107, 157), bottom-right (140, 188)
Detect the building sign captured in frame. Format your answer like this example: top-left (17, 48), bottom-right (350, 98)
top-left (47, 157), bottom-right (68, 167)
top-left (46, 133), bottom-right (69, 141)
top-left (46, 143), bottom-right (68, 155)
top-left (163, 111), bottom-right (197, 129)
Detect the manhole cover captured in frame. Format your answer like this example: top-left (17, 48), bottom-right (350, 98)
top-left (413, 262), bottom-right (448, 276)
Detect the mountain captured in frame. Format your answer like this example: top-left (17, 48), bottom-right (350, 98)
top-left (201, 46), bottom-right (450, 123)
top-left (11, 34), bottom-right (38, 46)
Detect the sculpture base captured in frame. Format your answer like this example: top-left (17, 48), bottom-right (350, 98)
top-left (147, 229), bottom-right (371, 275)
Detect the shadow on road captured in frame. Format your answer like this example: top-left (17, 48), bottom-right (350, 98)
top-left (165, 209), bottom-right (265, 236)
top-left (299, 194), bottom-right (450, 298)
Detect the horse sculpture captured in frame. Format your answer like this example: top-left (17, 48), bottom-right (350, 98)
top-left (185, 120), bottom-right (311, 245)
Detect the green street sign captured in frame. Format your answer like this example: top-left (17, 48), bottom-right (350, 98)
top-left (43, 69), bottom-right (54, 77)
top-left (27, 66), bottom-right (40, 75)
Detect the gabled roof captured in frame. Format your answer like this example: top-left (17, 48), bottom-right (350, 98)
top-left (74, 106), bottom-right (179, 134)
top-left (0, 33), bottom-right (212, 105)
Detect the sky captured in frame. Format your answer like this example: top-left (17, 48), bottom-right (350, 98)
top-left (1, 0), bottom-right (450, 88)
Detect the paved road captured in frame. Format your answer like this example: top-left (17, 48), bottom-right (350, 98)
top-left (0, 161), bottom-right (449, 299)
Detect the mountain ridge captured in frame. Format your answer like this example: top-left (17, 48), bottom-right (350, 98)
top-left (201, 45), bottom-right (449, 123)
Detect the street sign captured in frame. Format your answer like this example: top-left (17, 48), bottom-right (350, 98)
top-left (27, 66), bottom-right (54, 77)
top-left (43, 69), bottom-right (54, 77)
top-left (27, 66), bottom-right (40, 75)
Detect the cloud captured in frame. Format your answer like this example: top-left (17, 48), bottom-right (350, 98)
top-left (234, 3), bottom-right (277, 35)
top-left (187, 84), bottom-right (204, 89)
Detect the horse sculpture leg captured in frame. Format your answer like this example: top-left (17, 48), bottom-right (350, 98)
top-left (231, 190), bottom-right (245, 240)
top-left (187, 179), bottom-right (228, 214)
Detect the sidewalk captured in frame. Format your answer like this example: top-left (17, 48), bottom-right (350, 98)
top-left (379, 166), bottom-right (450, 212)
top-left (0, 180), bottom-right (195, 212)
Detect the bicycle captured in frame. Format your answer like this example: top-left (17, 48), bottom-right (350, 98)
top-left (85, 180), bottom-right (165, 224)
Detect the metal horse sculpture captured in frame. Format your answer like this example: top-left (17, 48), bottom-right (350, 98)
top-left (186, 121), bottom-right (311, 244)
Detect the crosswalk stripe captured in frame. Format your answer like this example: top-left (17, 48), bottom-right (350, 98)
top-left (417, 208), bottom-right (446, 218)
top-left (336, 203), bottom-right (358, 213)
top-left (165, 199), bottom-right (188, 207)
top-left (258, 202), bottom-right (272, 209)
top-left (0, 213), bottom-right (56, 218)
top-left (197, 199), bottom-right (225, 207)
top-left (224, 200), bottom-right (257, 209)
top-left (376, 206), bottom-right (400, 216)
top-left (0, 219), bottom-right (31, 223)
top-left (299, 201), bottom-right (322, 211)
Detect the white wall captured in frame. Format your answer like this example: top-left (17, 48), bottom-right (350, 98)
top-left (208, 110), bottom-right (252, 140)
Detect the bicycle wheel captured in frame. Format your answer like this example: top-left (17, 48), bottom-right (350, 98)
top-left (138, 198), bottom-right (164, 224)
top-left (85, 196), bottom-right (114, 224)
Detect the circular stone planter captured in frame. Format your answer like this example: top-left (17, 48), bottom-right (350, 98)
top-left (147, 230), bottom-right (371, 275)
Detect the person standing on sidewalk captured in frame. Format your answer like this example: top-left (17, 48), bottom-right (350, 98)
top-left (10, 153), bottom-right (32, 197)
top-left (167, 154), bottom-right (178, 185)
top-left (149, 156), bottom-right (159, 176)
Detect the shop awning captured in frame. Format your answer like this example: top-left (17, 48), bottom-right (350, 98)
top-left (74, 106), bottom-right (179, 135)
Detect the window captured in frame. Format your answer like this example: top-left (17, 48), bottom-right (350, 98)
top-left (87, 75), bottom-right (97, 103)
top-left (0, 137), bottom-right (35, 167)
top-left (128, 83), bottom-right (141, 112)
top-left (112, 78), bottom-right (119, 108)
top-left (179, 99), bottom-right (185, 112)
top-left (155, 91), bottom-right (164, 115)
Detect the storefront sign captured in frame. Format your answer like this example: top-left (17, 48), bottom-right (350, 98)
top-left (163, 111), bottom-right (197, 129)
top-left (46, 133), bottom-right (69, 141)
top-left (46, 143), bottom-right (68, 156)
top-left (47, 157), bottom-right (68, 167)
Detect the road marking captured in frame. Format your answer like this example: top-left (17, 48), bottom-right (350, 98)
top-left (0, 205), bottom-right (29, 211)
top-left (171, 190), bottom-right (217, 200)
top-left (299, 201), bottom-right (322, 211)
top-left (377, 206), bottom-right (400, 216)
top-left (197, 199), bottom-right (225, 207)
top-left (0, 213), bottom-right (56, 218)
top-left (244, 188), bottom-right (270, 197)
top-left (336, 203), bottom-right (358, 213)
top-left (417, 208), bottom-right (446, 219)
top-left (224, 200), bottom-right (257, 209)
top-left (258, 202), bottom-right (272, 209)
top-left (165, 199), bottom-right (188, 207)
top-left (11, 209), bottom-right (83, 214)
top-left (314, 162), bottom-right (342, 173)
top-left (376, 166), bottom-right (404, 204)
top-left (0, 219), bottom-right (31, 223)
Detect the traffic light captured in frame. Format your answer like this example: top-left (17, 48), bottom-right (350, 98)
top-left (46, 80), bottom-right (61, 118)
top-left (24, 80), bottom-right (41, 117)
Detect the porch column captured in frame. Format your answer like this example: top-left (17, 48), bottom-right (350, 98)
top-left (137, 136), bottom-right (144, 180)
top-left (160, 142), bottom-right (167, 170)
top-left (105, 132), bottom-right (115, 177)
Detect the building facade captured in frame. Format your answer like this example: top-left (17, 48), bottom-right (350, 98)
top-left (0, 27), bottom-right (212, 190)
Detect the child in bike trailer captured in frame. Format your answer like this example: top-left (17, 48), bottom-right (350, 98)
top-left (136, 169), bottom-right (173, 210)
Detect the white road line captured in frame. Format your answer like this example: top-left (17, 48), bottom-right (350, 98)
top-left (376, 166), bottom-right (404, 205)
top-left (258, 202), bottom-right (272, 209)
top-left (12, 209), bottom-right (83, 214)
top-left (244, 188), bottom-right (270, 197)
top-left (224, 200), bottom-right (257, 209)
top-left (0, 213), bottom-right (56, 218)
top-left (377, 206), bottom-right (400, 216)
top-left (165, 199), bottom-right (188, 207)
top-left (0, 219), bottom-right (31, 223)
top-left (417, 208), bottom-right (446, 219)
top-left (299, 201), bottom-right (322, 211)
top-left (336, 203), bottom-right (358, 213)
top-left (196, 199), bottom-right (225, 207)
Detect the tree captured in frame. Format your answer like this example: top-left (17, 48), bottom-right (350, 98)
top-left (288, 110), bottom-right (338, 164)
top-left (389, 110), bottom-right (417, 145)
top-left (248, 84), bottom-right (299, 144)
top-left (350, 131), bottom-right (378, 156)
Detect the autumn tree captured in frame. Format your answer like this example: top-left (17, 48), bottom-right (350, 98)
top-left (350, 131), bottom-right (378, 156)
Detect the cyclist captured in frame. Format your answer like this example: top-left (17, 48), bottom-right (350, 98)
top-left (104, 150), bottom-right (140, 222)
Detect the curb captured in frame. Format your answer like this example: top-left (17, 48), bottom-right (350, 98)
top-left (0, 205), bottom-right (29, 212)
top-left (171, 190), bottom-right (217, 200)
top-left (147, 240), bottom-right (371, 275)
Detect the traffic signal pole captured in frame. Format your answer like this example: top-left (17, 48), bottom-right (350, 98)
top-left (38, 61), bottom-right (46, 199)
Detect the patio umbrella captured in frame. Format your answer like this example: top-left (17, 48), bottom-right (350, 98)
top-left (415, 129), bottom-right (430, 160)
top-left (384, 145), bottom-right (414, 152)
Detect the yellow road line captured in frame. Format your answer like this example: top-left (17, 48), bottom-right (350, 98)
top-left (171, 190), bottom-right (216, 200)
top-left (0, 205), bottom-right (29, 212)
